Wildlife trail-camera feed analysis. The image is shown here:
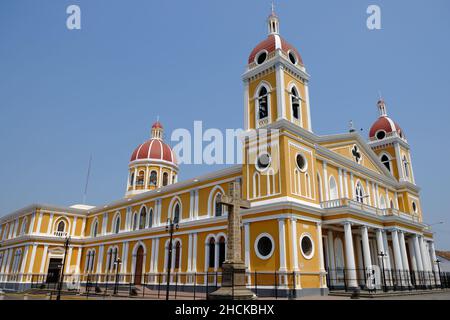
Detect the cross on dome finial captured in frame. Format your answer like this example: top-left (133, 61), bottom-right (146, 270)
top-left (151, 117), bottom-right (164, 140)
top-left (377, 95), bottom-right (388, 117)
top-left (267, 1), bottom-right (280, 35)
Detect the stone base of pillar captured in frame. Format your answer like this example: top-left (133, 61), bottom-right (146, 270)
top-left (208, 262), bottom-right (256, 300)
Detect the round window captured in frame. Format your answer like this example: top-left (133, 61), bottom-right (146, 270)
top-left (288, 51), bottom-right (297, 65)
top-left (376, 130), bottom-right (386, 140)
top-left (256, 153), bottom-right (271, 171)
top-left (296, 154), bottom-right (307, 172)
top-left (255, 234), bottom-right (274, 260)
top-left (300, 234), bottom-right (314, 259)
top-left (256, 51), bottom-right (268, 65)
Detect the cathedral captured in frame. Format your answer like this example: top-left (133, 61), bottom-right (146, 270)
top-left (0, 9), bottom-right (442, 297)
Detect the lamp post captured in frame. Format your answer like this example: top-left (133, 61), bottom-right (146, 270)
top-left (165, 218), bottom-right (179, 301)
top-left (113, 258), bottom-right (122, 295)
top-left (378, 251), bottom-right (387, 292)
top-left (435, 259), bottom-right (442, 289)
top-left (56, 236), bottom-right (71, 301)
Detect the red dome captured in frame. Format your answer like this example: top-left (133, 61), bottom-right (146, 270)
top-left (369, 116), bottom-right (404, 139)
top-left (130, 139), bottom-right (177, 164)
top-left (152, 121), bottom-right (163, 129)
top-left (248, 34), bottom-right (303, 65)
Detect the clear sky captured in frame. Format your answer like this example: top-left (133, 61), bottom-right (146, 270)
top-left (1, 0), bottom-right (449, 248)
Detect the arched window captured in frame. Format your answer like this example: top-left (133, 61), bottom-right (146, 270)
top-left (257, 86), bottom-right (269, 120)
top-left (355, 181), bottom-right (364, 203)
top-left (132, 213), bottom-right (138, 230)
top-left (267, 168), bottom-right (276, 195)
top-left (130, 172), bottom-right (135, 186)
top-left (136, 171), bottom-right (145, 186)
top-left (139, 207), bottom-right (147, 229)
top-left (57, 220), bottom-right (65, 232)
top-left (218, 237), bottom-right (226, 268)
top-left (92, 220), bottom-right (98, 237)
top-left (20, 218), bottom-right (28, 235)
top-left (113, 215), bottom-right (121, 234)
top-left (214, 193), bottom-right (223, 217)
top-left (290, 87), bottom-right (301, 121)
top-left (403, 156), bottom-right (410, 178)
top-left (86, 250), bottom-right (96, 273)
top-left (174, 242), bottom-right (181, 269)
top-left (305, 172), bottom-right (311, 198)
top-left (173, 203), bottom-right (180, 224)
top-left (329, 176), bottom-right (338, 200)
top-left (163, 172), bottom-right (169, 186)
top-left (149, 171), bottom-right (158, 186)
top-left (317, 173), bottom-right (323, 202)
top-left (208, 238), bottom-right (216, 268)
top-left (390, 199), bottom-right (394, 209)
top-left (148, 209), bottom-right (153, 228)
top-left (381, 154), bottom-right (391, 172)
top-left (253, 172), bottom-right (261, 198)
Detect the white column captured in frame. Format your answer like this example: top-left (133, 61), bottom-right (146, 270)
top-left (350, 173), bottom-right (355, 200)
top-left (290, 218), bottom-right (299, 271)
top-left (97, 245), bottom-right (104, 273)
top-left (361, 226), bottom-right (372, 271)
top-left (244, 79), bottom-right (250, 130)
top-left (391, 230), bottom-right (403, 270)
top-left (191, 233), bottom-right (197, 272)
top-left (338, 168), bottom-right (344, 198)
top-left (316, 222), bottom-right (326, 288)
top-left (39, 245), bottom-right (49, 274)
top-left (343, 222), bottom-right (358, 288)
top-left (327, 230), bottom-right (336, 271)
top-left (413, 235), bottom-right (424, 272)
top-left (343, 170), bottom-right (349, 199)
top-left (244, 223), bottom-right (251, 271)
top-left (381, 231), bottom-right (392, 270)
top-left (419, 236), bottom-right (431, 272)
top-left (407, 238), bottom-right (418, 272)
top-left (429, 241), bottom-right (440, 284)
top-left (65, 247), bottom-right (73, 273)
top-left (47, 213), bottom-right (54, 235)
top-left (304, 80), bottom-right (312, 131)
top-left (275, 63), bottom-right (286, 120)
top-left (278, 219), bottom-right (287, 271)
top-left (398, 232), bottom-right (410, 272)
top-left (27, 244), bottom-right (38, 274)
top-left (28, 213), bottom-right (36, 235)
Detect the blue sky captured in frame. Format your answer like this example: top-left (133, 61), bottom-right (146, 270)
top-left (1, 0), bottom-right (449, 248)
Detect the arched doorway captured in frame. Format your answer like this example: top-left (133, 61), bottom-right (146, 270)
top-left (134, 245), bottom-right (144, 285)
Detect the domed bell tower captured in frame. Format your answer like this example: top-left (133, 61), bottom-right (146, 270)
top-left (126, 121), bottom-right (178, 197)
top-left (243, 7), bottom-right (312, 132)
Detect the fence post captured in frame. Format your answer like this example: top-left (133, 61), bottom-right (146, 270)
top-left (274, 271), bottom-right (278, 299)
top-left (292, 271), bottom-right (296, 299)
top-left (174, 273), bottom-right (178, 300)
top-left (193, 272), bottom-right (196, 300)
top-left (254, 271), bottom-right (258, 296)
top-left (158, 273), bottom-right (161, 299)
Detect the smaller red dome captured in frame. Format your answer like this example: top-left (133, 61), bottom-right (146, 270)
top-left (369, 116), bottom-right (404, 139)
top-left (130, 139), bottom-right (177, 165)
top-left (152, 121), bottom-right (163, 129)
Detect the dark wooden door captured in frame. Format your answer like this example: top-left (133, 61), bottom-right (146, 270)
top-left (46, 258), bottom-right (63, 283)
top-left (134, 246), bottom-right (144, 285)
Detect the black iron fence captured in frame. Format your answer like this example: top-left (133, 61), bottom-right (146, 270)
top-left (326, 268), bottom-right (450, 293)
top-left (1, 269), bottom-right (449, 299)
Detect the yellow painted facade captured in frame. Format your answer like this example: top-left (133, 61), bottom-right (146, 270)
top-left (0, 10), bottom-right (438, 296)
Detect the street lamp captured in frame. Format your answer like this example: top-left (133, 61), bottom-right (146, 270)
top-left (378, 251), bottom-right (387, 292)
top-left (165, 218), bottom-right (179, 301)
top-left (56, 236), bottom-right (71, 301)
top-left (113, 258), bottom-right (122, 295)
top-left (435, 259), bottom-right (442, 289)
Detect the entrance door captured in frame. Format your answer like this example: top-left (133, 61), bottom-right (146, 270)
top-left (134, 246), bottom-right (144, 285)
top-left (46, 258), bottom-right (63, 284)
